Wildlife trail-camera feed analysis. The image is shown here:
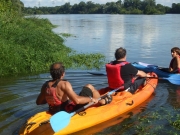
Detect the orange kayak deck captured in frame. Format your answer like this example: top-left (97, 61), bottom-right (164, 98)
top-left (19, 77), bottom-right (158, 135)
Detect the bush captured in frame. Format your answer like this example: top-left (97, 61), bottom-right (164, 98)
top-left (0, 13), bottom-right (105, 76)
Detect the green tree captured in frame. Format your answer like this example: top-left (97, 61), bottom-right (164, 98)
top-left (86, 1), bottom-right (96, 13)
top-left (156, 4), bottom-right (165, 13)
top-left (143, 0), bottom-right (156, 6)
top-left (78, 1), bottom-right (87, 14)
top-left (171, 3), bottom-right (180, 13)
top-left (116, 0), bottom-right (122, 6)
top-left (71, 4), bottom-right (79, 14)
top-left (132, 0), bottom-right (142, 9)
top-left (144, 4), bottom-right (158, 14)
top-left (123, 0), bottom-right (133, 8)
top-left (63, 2), bottom-right (71, 13)
top-left (106, 2), bottom-right (121, 14)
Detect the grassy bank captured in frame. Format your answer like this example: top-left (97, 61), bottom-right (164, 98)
top-left (0, 13), bottom-right (105, 77)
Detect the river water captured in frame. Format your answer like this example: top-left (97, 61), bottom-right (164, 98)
top-left (1, 14), bottom-right (180, 135)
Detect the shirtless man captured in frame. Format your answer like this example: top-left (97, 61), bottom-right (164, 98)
top-left (36, 62), bottom-right (109, 114)
top-left (169, 47), bottom-right (180, 73)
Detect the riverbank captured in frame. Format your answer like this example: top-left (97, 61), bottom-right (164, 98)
top-left (0, 13), bottom-right (105, 77)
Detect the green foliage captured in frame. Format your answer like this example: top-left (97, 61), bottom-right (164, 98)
top-left (156, 4), bottom-right (165, 13)
top-left (95, 107), bottom-right (180, 135)
top-left (0, 0), bottom-right (24, 15)
top-left (68, 53), bottom-right (105, 69)
top-left (171, 3), bottom-right (180, 13)
top-left (0, 12), bottom-right (105, 76)
top-left (144, 5), bottom-right (160, 14)
top-left (170, 114), bottom-right (180, 130)
top-left (59, 33), bottom-right (74, 38)
top-left (0, 0), bottom-right (12, 13)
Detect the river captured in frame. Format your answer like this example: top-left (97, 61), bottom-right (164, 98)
top-left (1, 14), bottom-right (180, 135)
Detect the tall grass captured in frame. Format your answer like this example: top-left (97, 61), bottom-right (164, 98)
top-left (0, 13), bottom-right (105, 76)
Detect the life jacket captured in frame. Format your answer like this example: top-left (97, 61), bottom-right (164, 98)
top-left (45, 80), bottom-right (76, 113)
top-left (106, 61), bottom-right (129, 89)
top-left (45, 80), bottom-right (62, 106)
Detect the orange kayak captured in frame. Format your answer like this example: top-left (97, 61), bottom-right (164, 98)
top-left (19, 76), bottom-right (158, 135)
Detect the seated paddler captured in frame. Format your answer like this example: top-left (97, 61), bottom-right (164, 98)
top-left (105, 47), bottom-right (152, 94)
top-left (36, 62), bottom-right (112, 114)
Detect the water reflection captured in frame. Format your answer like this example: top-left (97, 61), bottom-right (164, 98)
top-left (40, 14), bottom-right (180, 65)
top-left (168, 85), bottom-right (180, 109)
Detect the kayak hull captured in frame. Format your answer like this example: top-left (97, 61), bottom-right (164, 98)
top-left (19, 77), bottom-right (158, 135)
top-left (132, 62), bottom-right (180, 78)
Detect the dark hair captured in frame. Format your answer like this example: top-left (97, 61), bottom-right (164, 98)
top-left (115, 47), bottom-right (126, 60)
top-left (171, 47), bottom-right (179, 53)
top-left (50, 62), bottom-right (65, 80)
top-left (171, 47), bottom-right (180, 55)
top-left (176, 49), bottom-right (180, 55)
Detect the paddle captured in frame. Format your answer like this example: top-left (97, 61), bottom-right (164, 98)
top-left (87, 71), bottom-right (107, 76)
top-left (152, 76), bottom-right (180, 85)
top-left (50, 85), bottom-right (124, 132)
top-left (87, 72), bottom-right (180, 85)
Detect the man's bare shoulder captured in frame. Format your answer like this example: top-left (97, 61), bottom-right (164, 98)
top-left (58, 80), bottom-right (72, 90)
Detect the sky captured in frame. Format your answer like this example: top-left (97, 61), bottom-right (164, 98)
top-left (21, 0), bottom-right (180, 7)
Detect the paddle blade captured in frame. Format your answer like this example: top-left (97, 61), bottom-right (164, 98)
top-left (165, 78), bottom-right (180, 85)
top-left (50, 111), bottom-right (75, 132)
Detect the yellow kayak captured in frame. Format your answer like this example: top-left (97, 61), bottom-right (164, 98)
top-left (19, 77), bottom-right (158, 135)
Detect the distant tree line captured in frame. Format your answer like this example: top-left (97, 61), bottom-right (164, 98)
top-left (23, 0), bottom-right (180, 15)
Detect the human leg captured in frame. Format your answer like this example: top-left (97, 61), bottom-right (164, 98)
top-left (80, 84), bottom-right (112, 105)
top-left (128, 78), bottom-right (146, 94)
top-left (84, 84), bottom-right (101, 98)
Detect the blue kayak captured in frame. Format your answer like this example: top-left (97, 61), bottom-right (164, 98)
top-left (132, 62), bottom-right (177, 77)
top-left (132, 62), bottom-right (180, 85)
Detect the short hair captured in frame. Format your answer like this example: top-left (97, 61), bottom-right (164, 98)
top-left (115, 47), bottom-right (126, 60)
top-left (50, 62), bottom-right (65, 80)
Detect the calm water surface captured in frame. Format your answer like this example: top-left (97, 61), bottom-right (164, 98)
top-left (1, 14), bottom-right (180, 135)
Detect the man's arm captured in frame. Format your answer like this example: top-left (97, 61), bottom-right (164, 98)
top-left (176, 56), bottom-right (180, 69)
top-left (61, 81), bottom-right (96, 104)
top-left (36, 82), bottom-right (47, 105)
top-left (169, 58), bottom-right (174, 72)
top-left (174, 56), bottom-right (180, 73)
top-left (128, 64), bottom-right (150, 78)
top-left (136, 70), bottom-right (151, 77)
